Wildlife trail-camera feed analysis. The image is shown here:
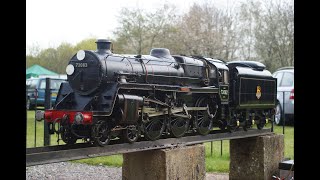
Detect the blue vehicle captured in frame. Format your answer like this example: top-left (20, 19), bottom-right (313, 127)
top-left (26, 78), bottom-right (66, 110)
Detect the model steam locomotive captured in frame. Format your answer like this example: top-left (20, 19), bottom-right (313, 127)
top-left (44, 39), bottom-right (277, 146)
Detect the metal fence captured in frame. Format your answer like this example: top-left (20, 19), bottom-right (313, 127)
top-left (27, 78), bottom-right (52, 148)
top-left (281, 90), bottom-right (293, 134)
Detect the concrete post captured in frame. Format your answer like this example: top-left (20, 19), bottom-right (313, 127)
top-left (229, 133), bottom-right (284, 180)
top-left (122, 144), bottom-right (206, 180)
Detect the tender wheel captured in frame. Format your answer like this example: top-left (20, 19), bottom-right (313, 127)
top-left (227, 125), bottom-right (236, 133)
top-left (144, 115), bottom-right (165, 141)
top-left (275, 102), bottom-right (283, 125)
top-left (123, 126), bottom-right (139, 143)
top-left (226, 118), bottom-right (237, 132)
top-left (257, 118), bottom-right (266, 130)
top-left (60, 126), bottom-right (77, 145)
top-left (92, 121), bottom-right (111, 146)
top-left (170, 116), bottom-right (189, 138)
top-left (194, 97), bottom-right (215, 135)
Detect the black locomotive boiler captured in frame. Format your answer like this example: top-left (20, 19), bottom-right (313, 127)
top-left (44, 39), bottom-right (277, 146)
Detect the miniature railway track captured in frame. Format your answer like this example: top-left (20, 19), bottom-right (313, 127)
top-left (26, 128), bottom-right (273, 167)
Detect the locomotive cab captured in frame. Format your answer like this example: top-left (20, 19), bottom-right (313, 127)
top-left (205, 58), bottom-right (229, 84)
top-left (205, 58), bottom-right (229, 103)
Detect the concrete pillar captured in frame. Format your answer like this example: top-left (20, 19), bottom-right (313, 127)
top-left (122, 144), bottom-right (206, 180)
top-left (229, 133), bottom-right (284, 180)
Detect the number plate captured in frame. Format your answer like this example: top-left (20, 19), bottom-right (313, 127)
top-left (219, 85), bottom-right (229, 101)
top-left (75, 63), bottom-right (88, 67)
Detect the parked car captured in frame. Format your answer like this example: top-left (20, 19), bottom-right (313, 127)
top-left (26, 78), bottom-right (66, 110)
top-left (272, 67), bottom-right (294, 125)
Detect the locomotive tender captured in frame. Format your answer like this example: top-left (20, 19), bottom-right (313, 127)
top-left (44, 39), bottom-right (277, 146)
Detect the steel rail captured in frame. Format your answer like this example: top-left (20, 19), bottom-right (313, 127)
top-left (26, 128), bottom-right (272, 167)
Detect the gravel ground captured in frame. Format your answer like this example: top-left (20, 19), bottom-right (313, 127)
top-left (26, 162), bottom-right (122, 180)
top-left (26, 162), bottom-right (229, 180)
top-left (206, 172), bottom-right (229, 180)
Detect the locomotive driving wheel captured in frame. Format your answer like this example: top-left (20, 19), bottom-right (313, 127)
top-left (194, 97), bottom-right (215, 135)
top-left (123, 125), bottom-right (139, 143)
top-left (92, 120), bottom-right (111, 146)
top-left (170, 116), bottom-right (189, 138)
top-left (144, 115), bottom-right (166, 141)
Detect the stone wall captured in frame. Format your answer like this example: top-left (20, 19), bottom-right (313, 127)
top-left (122, 144), bottom-right (206, 180)
top-left (229, 134), bottom-right (284, 180)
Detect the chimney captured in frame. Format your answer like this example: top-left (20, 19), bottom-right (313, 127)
top-left (95, 39), bottom-right (112, 54)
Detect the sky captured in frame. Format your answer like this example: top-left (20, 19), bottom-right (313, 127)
top-left (26, 0), bottom-right (242, 55)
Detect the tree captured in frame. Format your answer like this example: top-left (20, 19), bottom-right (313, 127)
top-left (113, 4), bottom-right (178, 55)
top-left (113, 7), bottom-right (148, 54)
top-left (26, 38), bottom-right (99, 74)
top-left (237, 1), bottom-right (261, 60)
top-left (55, 43), bottom-right (75, 73)
top-left (74, 38), bottom-right (98, 52)
top-left (238, 0), bottom-right (294, 71)
top-left (172, 1), bottom-right (241, 61)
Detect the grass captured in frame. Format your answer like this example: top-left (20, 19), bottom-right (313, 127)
top-left (272, 123), bottom-right (294, 160)
top-left (204, 140), bottom-right (230, 172)
top-left (27, 110), bottom-right (294, 172)
top-left (73, 155), bottom-right (123, 167)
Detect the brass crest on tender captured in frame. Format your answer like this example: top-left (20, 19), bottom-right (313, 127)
top-left (256, 85), bottom-right (261, 99)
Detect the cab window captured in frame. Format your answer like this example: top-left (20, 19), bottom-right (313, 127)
top-left (223, 70), bottom-right (229, 84)
top-left (218, 70), bottom-right (223, 83)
